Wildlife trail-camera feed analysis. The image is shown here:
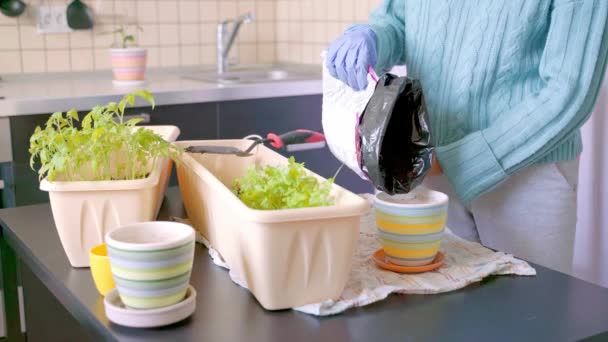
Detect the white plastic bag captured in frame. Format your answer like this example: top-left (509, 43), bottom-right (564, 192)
top-left (321, 55), bottom-right (377, 179)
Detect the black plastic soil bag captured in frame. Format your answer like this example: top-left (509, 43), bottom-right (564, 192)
top-left (359, 73), bottom-right (434, 195)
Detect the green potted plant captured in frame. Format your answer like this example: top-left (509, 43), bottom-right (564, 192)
top-left (108, 24), bottom-right (146, 85)
top-left (29, 90), bottom-right (181, 267)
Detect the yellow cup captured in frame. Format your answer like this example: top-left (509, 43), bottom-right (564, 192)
top-left (89, 244), bottom-right (116, 296)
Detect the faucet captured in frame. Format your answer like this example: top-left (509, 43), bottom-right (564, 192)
top-left (217, 12), bottom-right (255, 74)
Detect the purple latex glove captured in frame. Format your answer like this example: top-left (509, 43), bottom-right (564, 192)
top-left (326, 26), bottom-right (378, 91)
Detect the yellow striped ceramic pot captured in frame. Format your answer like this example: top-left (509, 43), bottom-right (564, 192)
top-left (374, 190), bottom-right (449, 266)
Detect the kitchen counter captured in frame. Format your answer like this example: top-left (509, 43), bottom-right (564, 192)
top-left (0, 65), bottom-right (322, 117)
top-left (1, 187), bottom-right (608, 341)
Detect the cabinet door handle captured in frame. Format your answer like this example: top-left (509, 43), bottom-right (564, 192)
top-left (115, 113), bottom-right (151, 124)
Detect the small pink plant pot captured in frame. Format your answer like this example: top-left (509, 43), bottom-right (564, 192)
top-left (110, 48), bottom-right (147, 84)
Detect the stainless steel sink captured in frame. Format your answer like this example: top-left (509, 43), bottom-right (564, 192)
top-left (183, 67), bottom-right (320, 84)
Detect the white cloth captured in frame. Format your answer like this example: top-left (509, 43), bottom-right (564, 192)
top-left (425, 160), bottom-right (579, 276)
top-left (174, 200), bottom-right (536, 316)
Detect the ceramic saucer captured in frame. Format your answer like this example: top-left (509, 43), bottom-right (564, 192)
top-left (104, 285), bottom-right (196, 328)
top-left (372, 249), bottom-right (445, 274)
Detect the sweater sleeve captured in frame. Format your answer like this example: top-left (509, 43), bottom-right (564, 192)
top-left (367, 0), bottom-right (406, 73)
top-left (436, 0), bottom-right (608, 203)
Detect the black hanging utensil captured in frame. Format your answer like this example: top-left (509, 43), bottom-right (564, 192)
top-left (66, 0), bottom-right (94, 30)
top-left (0, 0), bottom-right (26, 17)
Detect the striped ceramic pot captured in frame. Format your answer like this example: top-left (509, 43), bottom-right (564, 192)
top-left (110, 48), bottom-right (147, 82)
top-left (374, 189), bottom-right (449, 266)
top-left (105, 221), bottom-right (195, 310)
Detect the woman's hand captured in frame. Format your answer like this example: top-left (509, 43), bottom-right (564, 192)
top-left (427, 153), bottom-right (443, 176)
top-left (326, 26), bottom-right (378, 91)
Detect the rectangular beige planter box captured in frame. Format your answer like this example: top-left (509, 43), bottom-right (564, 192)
top-left (175, 140), bottom-right (369, 310)
top-left (40, 126), bottom-right (180, 268)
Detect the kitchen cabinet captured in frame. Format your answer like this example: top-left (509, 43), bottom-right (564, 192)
top-left (3, 95), bottom-right (371, 208)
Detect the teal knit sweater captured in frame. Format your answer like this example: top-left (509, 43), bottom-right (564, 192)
top-left (366, 0), bottom-right (608, 203)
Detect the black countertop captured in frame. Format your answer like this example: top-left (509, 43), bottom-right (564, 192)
top-left (1, 187), bottom-right (608, 342)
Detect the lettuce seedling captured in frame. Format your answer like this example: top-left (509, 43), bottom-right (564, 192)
top-left (233, 157), bottom-right (335, 210)
top-left (29, 90), bottom-right (181, 182)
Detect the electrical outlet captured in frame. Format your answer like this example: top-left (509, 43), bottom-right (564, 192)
top-left (37, 5), bottom-right (72, 33)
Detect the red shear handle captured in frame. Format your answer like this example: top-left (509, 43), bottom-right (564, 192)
top-left (267, 129), bottom-right (325, 149)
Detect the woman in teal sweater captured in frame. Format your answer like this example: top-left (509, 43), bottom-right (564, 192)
top-left (327, 0), bottom-right (608, 274)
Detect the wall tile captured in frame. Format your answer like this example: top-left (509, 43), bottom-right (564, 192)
top-left (179, 1), bottom-right (200, 23)
top-left (147, 47), bottom-right (161, 67)
top-left (302, 22), bottom-right (315, 43)
top-left (340, 0), bottom-right (354, 22)
top-left (276, 42), bottom-right (288, 61)
top-left (179, 24), bottom-right (199, 45)
top-left (288, 22), bottom-right (301, 42)
top-left (95, 1), bottom-right (115, 25)
top-left (276, 1), bottom-right (288, 20)
top-left (287, 43), bottom-right (301, 62)
top-left (180, 45), bottom-right (200, 66)
top-left (114, 1), bottom-right (137, 24)
top-left (257, 22), bottom-right (275, 42)
top-left (301, 1), bottom-right (314, 21)
top-left (302, 44), bottom-right (315, 64)
top-left (355, 1), bottom-right (372, 21)
top-left (3, 0), bottom-right (369, 73)
top-left (19, 25), bottom-right (45, 50)
top-left (327, 22), bottom-right (344, 42)
top-left (137, 1), bottom-right (158, 24)
top-left (276, 22), bottom-right (288, 42)
top-left (327, 1), bottom-right (340, 21)
top-left (45, 34), bottom-right (69, 49)
top-left (219, 1), bottom-right (238, 21)
top-left (0, 26), bottom-right (20, 50)
top-left (239, 43), bottom-right (257, 64)
top-left (159, 24), bottom-right (180, 45)
top-left (94, 48), bottom-right (111, 70)
top-left (46, 50), bottom-right (71, 72)
top-left (158, 2), bottom-right (179, 23)
top-left (160, 46), bottom-right (180, 66)
top-left (70, 30), bottom-right (93, 48)
top-left (288, 1), bottom-right (300, 21)
top-left (257, 43), bottom-right (275, 64)
top-left (93, 24), bottom-right (116, 48)
top-left (256, 1), bottom-right (275, 21)
top-left (200, 2), bottom-right (219, 22)
top-left (0, 51), bottom-right (21, 73)
top-left (312, 0), bottom-right (328, 21)
top-left (238, 1), bottom-right (256, 14)
top-left (146, 47), bottom-right (160, 68)
top-left (138, 24), bottom-right (160, 46)
top-left (200, 44), bottom-right (216, 64)
top-left (22, 50), bottom-right (46, 73)
top-left (70, 49), bottom-right (94, 71)
top-left (313, 22), bottom-right (327, 44)
top-left (200, 23), bottom-right (217, 44)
